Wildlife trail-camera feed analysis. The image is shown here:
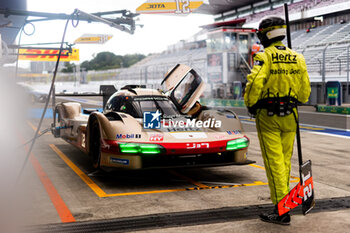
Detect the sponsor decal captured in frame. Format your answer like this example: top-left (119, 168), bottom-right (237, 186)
top-left (110, 158), bottom-right (129, 165)
top-left (147, 3), bottom-right (165, 9)
top-left (74, 34), bottom-right (113, 44)
top-left (143, 110), bottom-right (161, 129)
top-left (227, 130), bottom-right (241, 135)
top-left (214, 135), bottom-right (226, 140)
top-left (271, 52), bottom-right (297, 64)
top-left (136, 0), bottom-right (203, 15)
top-left (116, 134), bottom-right (141, 139)
top-left (18, 48), bottom-right (79, 61)
top-left (170, 132), bottom-right (207, 139)
top-left (149, 134), bottom-right (164, 141)
top-left (253, 60), bottom-right (264, 66)
top-left (327, 87), bottom-right (338, 98)
top-left (270, 68), bottom-right (300, 75)
top-left (186, 142), bottom-right (210, 149)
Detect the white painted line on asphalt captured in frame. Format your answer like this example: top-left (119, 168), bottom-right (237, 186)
top-left (298, 111), bottom-right (350, 117)
top-left (305, 131), bottom-right (350, 139)
top-left (296, 122), bottom-right (350, 132)
top-left (239, 117), bottom-right (350, 138)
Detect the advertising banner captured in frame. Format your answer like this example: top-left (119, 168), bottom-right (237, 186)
top-left (137, 0), bottom-right (203, 14)
top-left (18, 48), bottom-right (79, 61)
top-left (74, 34), bottom-right (113, 44)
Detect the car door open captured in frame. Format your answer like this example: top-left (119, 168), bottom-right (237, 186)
top-left (161, 64), bottom-right (205, 114)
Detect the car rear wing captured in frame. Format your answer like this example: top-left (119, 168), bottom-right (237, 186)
top-left (51, 85), bottom-right (117, 137)
top-left (100, 85), bottom-right (118, 109)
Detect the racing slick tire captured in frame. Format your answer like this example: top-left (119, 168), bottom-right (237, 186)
top-left (89, 119), bottom-right (102, 170)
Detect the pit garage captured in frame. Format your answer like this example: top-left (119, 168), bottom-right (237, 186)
top-left (17, 95), bottom-right (350, 232)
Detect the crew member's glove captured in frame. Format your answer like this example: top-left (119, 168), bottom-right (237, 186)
top-left (247, 99), bottom-right (263, 116)
top-left (247, 104), bottom-right (258, 116)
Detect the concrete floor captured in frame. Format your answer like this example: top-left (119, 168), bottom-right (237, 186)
top-left (7, 97), bottom-right (350, 232)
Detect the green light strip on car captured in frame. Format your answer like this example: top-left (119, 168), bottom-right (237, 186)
top-left (226, 138), bottom-right (249, 151)
top-left (139, 144), bottom-right (162, 154)
top-left (119, 143), bottom-right (162, 154)
top-left (119, 143), bottom-right (139, 153)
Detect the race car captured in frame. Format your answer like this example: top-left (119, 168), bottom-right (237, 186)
top-left (53, 64), bottom-right (254, 170)
top-left (18, 83), bottom-right (48, 103)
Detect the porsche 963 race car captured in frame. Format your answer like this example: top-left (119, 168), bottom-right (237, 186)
top-left (52, 64), bottom-right (254, 170)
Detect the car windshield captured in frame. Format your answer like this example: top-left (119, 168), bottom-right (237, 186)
top-left (171, 69), bottom-right (202, 107)
top-left (132, 96), bottom-right (180, 118)
top-left (105, 95), bottom-right (181, 118)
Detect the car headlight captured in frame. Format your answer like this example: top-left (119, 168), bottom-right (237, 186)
top-left (226, 137), bottom-right (249, 150)
top-left (119, 143), bottom-right (163, 154)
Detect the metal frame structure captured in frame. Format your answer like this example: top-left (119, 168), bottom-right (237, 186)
top-left (0, 8), bottom-right (139, 35)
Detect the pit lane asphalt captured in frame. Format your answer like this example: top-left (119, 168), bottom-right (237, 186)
top-left (18, 97), bottom-right (350, 232)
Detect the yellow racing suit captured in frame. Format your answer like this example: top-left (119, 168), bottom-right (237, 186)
top-left (244, 41), bottom-right (311, 204)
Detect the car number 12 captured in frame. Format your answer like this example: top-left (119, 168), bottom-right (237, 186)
top-left (81, 134), bottom-right (86, 148)
top-left (175, 0), bottom-right (190, 14)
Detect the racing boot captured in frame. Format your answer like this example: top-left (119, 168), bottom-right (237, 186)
top-left (259, 206), bottom-right (290, 225)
